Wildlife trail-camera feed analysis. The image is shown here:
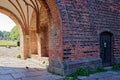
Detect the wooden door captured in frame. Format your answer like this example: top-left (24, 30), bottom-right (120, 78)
top-left (100, 32), bottom-right (112, 66)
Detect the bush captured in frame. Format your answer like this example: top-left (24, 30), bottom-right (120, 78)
top-left (67, 67), bottom-right (93, 80)
top-left (58, 67), bottom-right (108, 80)
top-left (67, 72), bottom-right (78, 80)
top-left (96, 67), bottom-right (107, 72)
top-left (112, 64), bottom-right (120, 70)
top-left (77, 67), bottom-right (89, 76)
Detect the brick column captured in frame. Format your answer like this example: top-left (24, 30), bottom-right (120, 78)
top-left (37, 26), bottom-right (49, 57)
top-left (29, 29), bottom-right (38, 56)
top-left (37, 33), bottom-right (42, 57)
top-left (20, 35), bottom-right (30, 59)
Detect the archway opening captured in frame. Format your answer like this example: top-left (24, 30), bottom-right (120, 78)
top-left (30, 7), bottom-right (49, 65)
top-left (0, 13), bottom-right (21, 58)
top-left (28, 1), bottom-right (50, 58)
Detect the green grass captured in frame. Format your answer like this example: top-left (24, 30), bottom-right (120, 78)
top-left (0, 40), bottom-right (17, 46)
top-left (112, 63), bottom-right (120, 70)
top-left (66, 67), bottom-right (93, 80)
top-left (96, 67), bottom-right (108, 72)
top-left (61, 67), bottom-right (107, 80)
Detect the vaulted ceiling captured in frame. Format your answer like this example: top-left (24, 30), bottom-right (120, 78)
top-left (0, 0), bottom-right (41, 34)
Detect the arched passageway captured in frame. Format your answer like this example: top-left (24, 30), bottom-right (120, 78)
top-left (0, 0), bottom-right (63, 75)
top-left (0, 7), bottom-right (27, 59)
top-left (1, 0), bottom-right (120, 76)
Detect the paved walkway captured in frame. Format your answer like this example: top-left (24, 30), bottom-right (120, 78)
top-left (78, 70), bottom-right (120, 80)
top-left (0, 47), bottom-right (62, 80)
top-left (1, 47), bottom-right (120, 80)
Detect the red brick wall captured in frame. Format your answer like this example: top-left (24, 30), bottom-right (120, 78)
top-left (29, 30), bottom-right (38, 54)
top-left (56, 0), bottom-right (120, 60)
top-left (40, 0), bottom-right (64, 61)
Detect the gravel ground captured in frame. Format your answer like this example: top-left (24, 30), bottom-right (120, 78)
top-left (0, 46), bottom-right (20, 57)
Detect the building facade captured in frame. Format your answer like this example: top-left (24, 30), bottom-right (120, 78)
top-left (0, 0), bottom-right (120, 75)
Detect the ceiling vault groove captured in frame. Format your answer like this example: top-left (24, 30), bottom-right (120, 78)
top-left (16, 0), bottom-right (28, 30)
top-left (27, 5), bottom-right (29, 29)
top-left (23, 0), bottom-right (41, 33)
top-left (30, 0), bottom-right (38, 11)
top-left (8, 0), bottom-right (29, 34)
top-left (8, 0), bottom-right (25, 26)
top-left (23, 0), bottom-right (35, 10)
top-left (16, 0), bottom-right (28, 27)
top-left (35, 0), bottom-right (40, 11)
top-left (0, 0), bottom-right (42, 34)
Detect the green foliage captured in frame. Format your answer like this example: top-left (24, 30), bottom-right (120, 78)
top-left (48, 67), bottom-right (108, 80)
top-left (0, 31), bottom-right (10, 40)
top-left (10, 26), bottom-right (20, 41)
top-left (62, 67), bottom-right (107, 80)
top-left (77, 67), bottom-right (89, 76)
top-left (47, 69), bottom-right (61, 76)
top-left (0, 25), bottom-right (19, 41)
top-left (0, 31), bottom-right (3, 38)
top-left (87, 69), bottom-right (95, 74)
top-left (0, 31), bottom-right (3, 40)
top-left (3, 31), bottom-right (10, 40)
top-left (67, 67), bottom-right (92, 80)
top-left (67, 72), bottom-right (78, 80)
top-left (0, 25), bottom-right (20, 46)
top-left (112, 63), bottom-right (120, 70)
top-left (96, 67), bottom-right (107, 72)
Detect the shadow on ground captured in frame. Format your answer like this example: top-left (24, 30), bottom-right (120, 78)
top-left (0, 60), bottom-right (62, 80)
top-left (0, 47), bottom-right (62, 80)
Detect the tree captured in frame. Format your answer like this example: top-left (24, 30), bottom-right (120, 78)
top-left (2, 31), bottom-right (10, 40)
top-left (10, 26), bottom-right (20, 41)
top-left (0, 31), bottom-right (3, 40)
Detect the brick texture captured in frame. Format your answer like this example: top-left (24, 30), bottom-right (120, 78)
top-left (56, 0), bottom-right (120, 61)
top-left (1, 0), bottom-right (120, 75)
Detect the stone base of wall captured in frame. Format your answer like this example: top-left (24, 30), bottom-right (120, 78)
top-left (114, 57), bottom-right (120, 64)
top-left (48, 57), bottom-right (102, 75)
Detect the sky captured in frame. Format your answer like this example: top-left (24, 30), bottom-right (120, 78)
top-left (0, 13), bottom-right (16, 32)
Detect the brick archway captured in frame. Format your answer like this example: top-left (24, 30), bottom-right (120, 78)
top-left (0, 7), bottom-right (29, 59)
top-left (0, 0), bottom-right (64, 75)
top-left (29, 0), bottom-right (63, 66)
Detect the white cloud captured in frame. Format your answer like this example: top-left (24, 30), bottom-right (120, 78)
top-left (0, 13), bottom-right (16, 32)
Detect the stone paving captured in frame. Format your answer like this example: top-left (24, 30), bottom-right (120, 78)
top-left (1, 47), bottom-right (120, 80)
top-left (0, 47), bottom-right (62, 80)
top-left (78, 70), bottom-right (120, 80)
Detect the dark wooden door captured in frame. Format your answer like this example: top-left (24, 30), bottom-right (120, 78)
top-left (100, 32), bottom-right (112, 66)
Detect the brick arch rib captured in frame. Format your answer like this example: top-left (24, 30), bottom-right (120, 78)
top-left (23, 0), bottom-right (41, 33)
top-left (8, 0), bottom-right (31, 35)
top-left (0, 6), bottom-right (25, 35)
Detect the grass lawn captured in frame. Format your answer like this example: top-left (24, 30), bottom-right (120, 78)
top-left (0, 40), bottom-right (17, 46)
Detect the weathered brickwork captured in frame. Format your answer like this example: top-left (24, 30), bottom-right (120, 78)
top-left (1, 0), bottom-right (120, 76)
top-left (45, 0), bottom-right (63, 61)
top-left (56, 0), bottom-right (99, 60)
top-left (57, 0), bottom-right (120, 60)
top-left (53, 0), bottom-right (120, 75)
